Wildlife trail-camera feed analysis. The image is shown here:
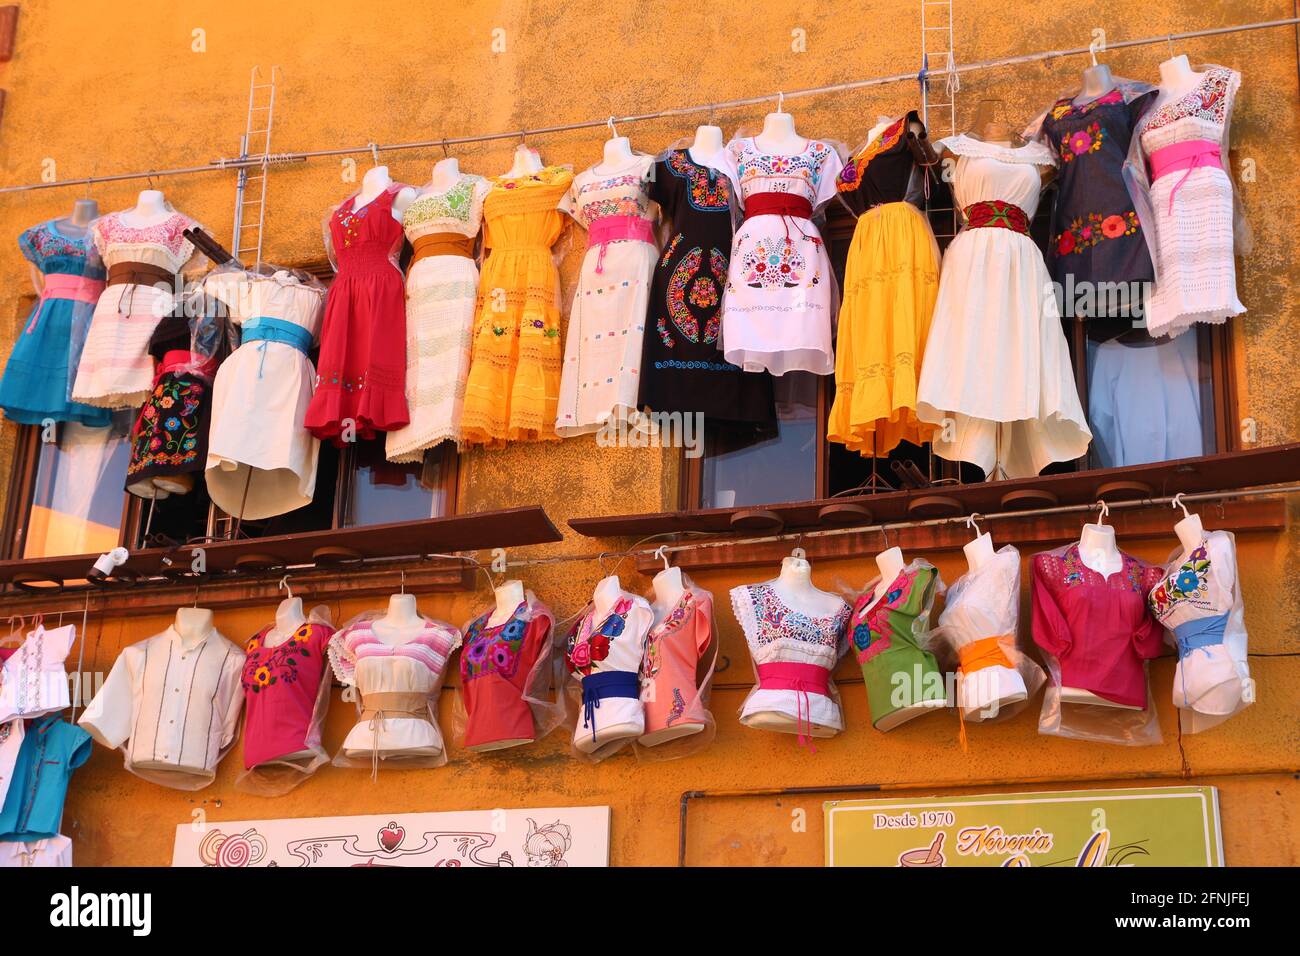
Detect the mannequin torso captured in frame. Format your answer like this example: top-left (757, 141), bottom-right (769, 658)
top-left (505, 145), bottom-right (544, 178)
top-left (1077, 64), bottom-right (1116, 103)
top-left (651, 566), bottom-right (685, 620)
top-left (964, 533), bottom-right (996, 573)
top-left (174, 606), bottom-right (214, 643)
top-left (488, 580), bottom-right (526, 627)
top-left (354, 166), bottom-right (414, 221)
top-left (1153, 54), bottom-right (1204, 111)
top-left (691, 124), bottom-right (725, 160)
top-left (872, 547), bottom-right (907, 602)
top-left (1175, 513), bottom-right (1204, 553)
top-left (264, 597), bottom-right (307, 648)
top-left (754, 111), bottom-right (807, 155)
top-left (1078, 523), bottom-right (1123, 577)
top-left (372, 593), bottom-right (425, 645)
top-left (772, 555), bottom-right (843, 617)
top-left (120, 189), bottom-right (172, 228)
top-left (595, 136), bottom-right (636, 174)
top-left (429, 157), bottom-right (461, 191)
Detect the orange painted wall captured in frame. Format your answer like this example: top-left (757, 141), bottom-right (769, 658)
top-left (0, 1), bottom-right (1295, 866)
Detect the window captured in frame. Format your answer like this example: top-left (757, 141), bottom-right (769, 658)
top-left (691, 198), bottom-right (1240, 509)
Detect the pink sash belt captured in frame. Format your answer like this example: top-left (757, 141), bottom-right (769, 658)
top-left (156, 349), bottom-right (218, 385)
top-left (26, 274), bottom-right (105, 334)
top-left (1149, 139), bottom-right (1223, 215)
top-left (587, 215), bottom-right (654, 274)
top-left (757, 662), bottom-right (830, 751)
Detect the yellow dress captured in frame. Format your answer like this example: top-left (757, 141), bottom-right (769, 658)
top-left (826, 114), bottom-right (941, 456)
top-left (461, 166), bottom-right (572, 445)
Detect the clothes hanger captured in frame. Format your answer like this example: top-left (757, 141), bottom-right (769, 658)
top-left (1, 614), bottom-right (25, 648)
top-left (1095, 499), bottom-right (1110, 525)
top-left (1171, 492), bottom-right (1192, 521)
top-left (654, 545), bottom-right (673, 571)
top-left (965, 513), bottom-right (983, 540)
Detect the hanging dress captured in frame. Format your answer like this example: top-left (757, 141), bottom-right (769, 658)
top-left (1131, 67), bottom-right (1245, 338)
top-left (124, 309), bottom-right (229, 499)
top-left (71, 209), bottom-right (199, 409)
top-left (201, 269), bottom-right (326, 520)
top-left (555, 155), bottom-right (658, 436)
top-left (828, 113), bottom-right (941, 456)
top-left (306, 184), bottom-right (410, 442)
top-left (386, 173), bottom-right (491, 461)
top-left (718, 137), bottom-right (844, 376)
top-left (1036, 85), bottom-right (1157, 325)
top-left (0, 219), bottom-right (109, 427)
top-left (461, 166), bottom-right (572, 445)
top-left (637, 149), bottom-right (774, 425)
top-left (916, 136), bottom-right (1091, 478)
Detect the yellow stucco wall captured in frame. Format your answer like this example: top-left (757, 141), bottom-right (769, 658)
top-left (0, 1), bottom-right (1295, 866)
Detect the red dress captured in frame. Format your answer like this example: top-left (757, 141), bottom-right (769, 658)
top-left (306, 186), bottom-right (409, 442)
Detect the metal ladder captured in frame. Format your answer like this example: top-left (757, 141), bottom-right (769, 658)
top-left (919, 0), bottom-right (958, 142)
top-left (230, 65), bottom-right (280, 270)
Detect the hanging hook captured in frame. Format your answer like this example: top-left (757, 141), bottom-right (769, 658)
top-left (192, 582), bottom-right (201, 608)
top-left (965, 512), bottom-right (983, 538)
top-left (776, 91), bottom-right (785, 114)
top-left (708, 103), bottom-right (716, 126)
top-left (278, 574), bottom-right (293, 600)
top-left (1095, 499), bottom-right (1110, 526)
top-left (607, 115), bottom-right (618, 138)
top-left (519, 128), bottom-right (528, 146)
top-left (400, 568), bottom-right (406, 595)
top-left (368, 142), bottom-right (380, 167)
top-left (1166, 34), bottom-right (1175, 58)
top-left (791, 532), bottom-right (807, 563)
top-left (440, 139), bottom-right (450, 159)
top-left (879, 524), bottom-right (890, 551)
top-left (653, 545), bottom-right (672, 572)
top-left (1170, 492), bottom-right (1192, 521)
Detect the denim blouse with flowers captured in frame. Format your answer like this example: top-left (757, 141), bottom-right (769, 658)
top-left (240, 622), bottom-right (334, 768)
top-left (460, 600), bottom-right (554, 748)
top-left (1039, 87), bottom-right (1157, 311)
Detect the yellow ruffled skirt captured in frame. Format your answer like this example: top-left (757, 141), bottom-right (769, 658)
top-left (827, 201), bottom-right (941, 456)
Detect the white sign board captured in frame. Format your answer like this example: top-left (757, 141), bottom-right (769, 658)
top-left (173, 805), bottom-right (610, 867)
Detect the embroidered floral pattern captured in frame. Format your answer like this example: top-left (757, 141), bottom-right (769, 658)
top-left (746, 584), bottom-right (847, 649)
top-left (849, 570), bottom-right (917, 663)
top-left (838, 115), bottom-right (907, 192)
top-left (1060, 545), bottom-right (1147, 593)
top-left (730, 139), bottom-right (837, 202)
top-left (127, 374), bottom-right (205, 475)
top-left (97, 212), bottom-right (194, 259)
top-left (1054, 210), bottom-right (1139, 255)
top-left (334, 200), bottom-right (372, 249)
top-left (403, 176), bottom-right (487, 230)
top-left (964, 199), bottom-right (1030, 235)
top-left (241, 624), bottom-right (321, 694)
top-left (642, 592), bottom-right (694, 681)
top-left (566, 597), bottom-right (633, 677)
top-left (741, 237), bottom-right (807, 289)
top-left (662, 246), bottom-right (727, 345)
top-left (1143, 67), bottom-right (1234, 133)
top-left (665, 150), bottom-right (730, 210)
top-left (1050, 88), bottom-right (1124, 121)
top-left (461, 602), bottom-right (529, 681)
top-left (1061, 121), bottom-right (1105, 161)
top-left (1149, 543), bottom-right (1212, 618)
top-left (21, 222), bottom-right (98, 274)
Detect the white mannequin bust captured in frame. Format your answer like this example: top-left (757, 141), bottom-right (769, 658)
top-left (651, 565), bottom-right (685, 617)
top-left (505, 144), bottom-right (544, 178)
top-left (372, 592), bottom-right (425, 645)
top-left (488, 579), bottom-right (526, 627)
top-left (263, 596), bottom-right (307, 649)
top-left (755, 110), bottom-right (806, 154)
top-left (873, 546), bottom-right (907, 602)
top-left (173, 606), bottom-right (214, 643)
top-left (354, 165), bottom-right (415, 222)
top-left (1154, 54), bottom-right (1203, 110)
top-left (1078, 522), bottom-right (1123, 577)
top-left (746, 554), bottom-right (845, 737)
top-left (1175, 511), bottom-right (1205, 554)
top-left (573, 574), bottom-right (643, 754)
top-left (430, 157), bottom-right (461, 190)
top-left (121, 189), bottom-right (171, 228)
top-left (1077, 63), bottom-right (1116, 102)
top-left (691, 124), bottom-right (725, 161)
top-left (595, 135), bottom-right (636, 174)
top-left (70, 199), bottom-right (98, 228)
top-left (866, 114), bottom-right (894, 145)
top-left (964, 532), bottom-right (996, 573)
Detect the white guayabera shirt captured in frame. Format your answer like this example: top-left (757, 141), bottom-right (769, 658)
top-left (79, 625), bottom-right (245, 790)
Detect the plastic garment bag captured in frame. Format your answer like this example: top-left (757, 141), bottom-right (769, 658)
top-left (1149, 529), bottom-right (1253, 734)
top-left (632, 573), bottom-right (719, 762)
top-left (1031, 543), bottom-right (1164, 745)
top-left (448, 591), bottom-right (568, 753)
top-left (235, 605), bottom-right (335, 796)
top-left (327, 609), bottom-right (461, 775)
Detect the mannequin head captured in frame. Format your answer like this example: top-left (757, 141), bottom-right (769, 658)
top-left (691, 124), bottom-right (725, 157)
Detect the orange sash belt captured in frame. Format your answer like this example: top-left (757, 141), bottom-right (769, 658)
top-left (410, 232), bottom-right (475, 268)
top-left (958, 635), bottom-right (1014, 673)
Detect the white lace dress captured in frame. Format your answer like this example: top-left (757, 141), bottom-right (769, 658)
top-left (386, 174), bottom-right (491, 461)
top-left (916, 136), bottom-right (1091, 478)
top-left (1135, 67), bottom-right (1245, 338)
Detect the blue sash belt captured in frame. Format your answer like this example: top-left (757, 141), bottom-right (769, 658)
top-left (580, 671), bottom-right (640, 742)
top-left (1173, 612), bottom-right (1230, 706)
top-left (242, 316), bottom-right (313, 377)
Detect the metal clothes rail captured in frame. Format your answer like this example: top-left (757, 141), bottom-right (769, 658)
top-left (0, 15), bottom-right (1297, 196)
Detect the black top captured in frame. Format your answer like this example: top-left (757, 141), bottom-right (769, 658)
top-left (638, 149), bottom-right (774, 426)
top-left (836, 111), bottom-right (933, 212)
top-left (1040, 88), bottom-right (1157, 327)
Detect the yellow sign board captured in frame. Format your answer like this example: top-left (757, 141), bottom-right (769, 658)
top-left (825, 786), bottom-right (1222, 867)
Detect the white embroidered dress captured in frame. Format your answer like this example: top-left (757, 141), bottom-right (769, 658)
top-left (916, 136), bottom-right (1091, 478)
top-left (718, 137), bottom-right (844, 376)
top-left (202, 270), bottom-right (326, 520)
top-left (556, 155), bottom-right (658, 437)
top-left (71, 210), bottom-right (199, 408)
top-left (386, 174), bottom-right (491, 461)
top-left (1134, 67), bottom-right (1246, 338)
